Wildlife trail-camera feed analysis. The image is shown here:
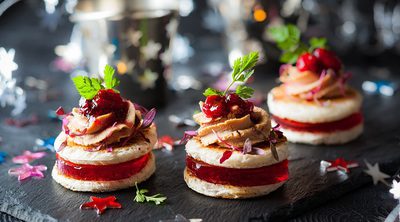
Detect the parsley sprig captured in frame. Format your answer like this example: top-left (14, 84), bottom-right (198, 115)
top-left (203, 51), bottom-right (259, 99)
top-left (72, 64), bottom-right (120, 99)
top-left (134, 183), bottom-right (167, 205)
top-left (267, 24), bottom-right (327, 64)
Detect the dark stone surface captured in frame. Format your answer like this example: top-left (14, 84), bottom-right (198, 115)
top-left (1, 2), bottom-right (400, 222)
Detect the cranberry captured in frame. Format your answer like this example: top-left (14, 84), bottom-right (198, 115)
top-left (296, 53), bottom-right (322, 73)
top-left (226, 93), bottom-right (254, 117)
top-left (313, 48), bottom-right (342, 72)
top-left (80, 89), bottom-right (128, 121)
top-left (202, 95), bottom-right (228, 118)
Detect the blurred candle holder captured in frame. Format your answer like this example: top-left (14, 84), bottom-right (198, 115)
top-left (70, 0), bottom-right (179, 108)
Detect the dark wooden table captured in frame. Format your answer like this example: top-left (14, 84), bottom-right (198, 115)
top-left (1, 2), bottom-right (400, 222)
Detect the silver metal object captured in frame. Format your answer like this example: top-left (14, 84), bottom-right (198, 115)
top-left (69, 0), bottom-right (179, 107)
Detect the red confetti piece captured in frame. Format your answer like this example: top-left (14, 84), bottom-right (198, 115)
top-left (321, 157), bottom-right (359, 173)
top-left (80, 196), bottom-right (122, 215)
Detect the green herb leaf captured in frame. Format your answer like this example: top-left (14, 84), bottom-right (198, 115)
top-left (268, 26), bottom-right (289, 42)
top-left (231, 51), bottom-right (259, 82)
top-left (134, 183), bottom-right (166, 205)
top-left (203, 88), bottom-right (223, 97)
top-left (309, 37), bottom-right (327, 51)
top-left (235, 85), bottom-right (254, 99)
top-left (103, 64), bottom-right (120, 89)
top-left (71, 76), bottom-right (103, 99)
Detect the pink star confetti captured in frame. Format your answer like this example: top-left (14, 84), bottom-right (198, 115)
top-left (4, 115), bottom-right (38, 127)
top-left (12, 150), bottom-right (47, 164)
top-left (320, 158), bottom-right (359, 173)
top-left (8, 163), bottom-right (47, 181)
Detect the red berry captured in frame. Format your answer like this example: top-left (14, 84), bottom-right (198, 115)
top-left (313, 48), bottom-right (342, 72)
top-left (202, 95), bottom-right (228, 118)
top-left (80, 89), bottom-right (128, 121)
top-left (296, 53), bottom-right (322, 73)
top-left (226, 93), bottom-right (254, 117)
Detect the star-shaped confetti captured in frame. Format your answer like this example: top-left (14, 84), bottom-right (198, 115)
top-left (126, 29), bottom-right (142, 47)
top-left (140, 40), bottom-right (161, 60)
top-left (0, 47), bottom-right (18, 80)
top-left (35, 137), bottom-right (56, 152)
top-left (166, 19), bottom-right (178, 37)
top-left (138, 69), bottom-right (158, 89)
top-left (8, 163), bottom-right (47, 181)
top-left (0, 151), bottom-right (7, 164)
top-left (363, 160), bottom-right (390, 185)
top-left (160, 49), bottom-right (172, 66)
top-left (12, 150), bottom-right (47, 164)
top-left (320, 158), bottom-right (359, 173)
top-left (155, 136), bottom-right (177, 151)
top-left (390, 180), bottom-right (400, 199)
top-left (80, 196), bottom-right (122, 215)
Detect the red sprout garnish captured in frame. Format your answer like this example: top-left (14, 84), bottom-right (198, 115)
top-left (56, 106), bottom-right (65, 116)
top-left (212, 130), bottom-right (241, 151)
top-left (220, 151), bottom-right (233, 164)
top-left (179, 130), bottom-right (198, 144)
top-left (141, 108), bottom-right (156, 129)
top-left (56, 140), bottom-right (67, 152)
top-left (267, 124), bottom-right (283, 161)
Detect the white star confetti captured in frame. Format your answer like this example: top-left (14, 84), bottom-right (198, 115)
top-left (160, 49), bottom-right (172, 66)
top-left (0, 47), bottom-right (26, 116)
top-left (363, 160), bottom-right (390, 185)
top-left (126, 29), bottom-right (142, 47)
top-left (0, 47), bottom-right (18, 80)
top-left (166, 19), bottom-right (178, 37)
top-left (138, 69), bottom-right (158, 90)
top-left (140, 40), bottom-right (161, 60)
top-left (390, 180), bottom-right (400, 199)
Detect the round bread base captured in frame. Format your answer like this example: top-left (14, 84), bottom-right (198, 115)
top-left (184, 168), bottom-right (285, 199)
top-left (51, 152), bottom-right (156, 192)
top-left (276, 122), bottom-right (363, 145)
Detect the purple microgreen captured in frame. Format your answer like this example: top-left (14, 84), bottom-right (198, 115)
top-left (134, 103), bottom-right (149, 115)
top-left (220, 151), bottom-right (233, 164)
top-left (179, 130), bottom-right (198, 144)
top-left (212, 130), bottom-right (241, 151)
top-left (141, 108), bottom-right (156, 129)
top-left (242, 138), bottom-right (266, 155)
top-left (242, 138), bottom-right (252, 154)
top-left (279, 64), bottom-right (291, 76)
top-left (252, 147), bottom-right (266, 155)
top-left (268, 124), bottom-right (284, 161)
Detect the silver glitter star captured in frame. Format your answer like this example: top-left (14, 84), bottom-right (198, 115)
top-left (126, 29), bottom-right (142, 47)
top-left (363, 160), bottom-right (390, 185)
top-left (0, 47), bottom-right (18, 80)
top-left (138, 69), bottom-right (158, 89)
top-left (140, 40), bottom-right (161, 60)
top-left (390, 180), bottom-right (400, 199)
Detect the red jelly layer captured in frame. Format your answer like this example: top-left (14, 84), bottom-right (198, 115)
top-left (272, 112), bottom-right (363, 133)
top-left (56, 153), bottom-right (149, 181)
top-left (186, 156), bottom-right (289, 187)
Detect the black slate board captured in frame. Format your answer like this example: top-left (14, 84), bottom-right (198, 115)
top-left (1, 72), bottom-right (400, 222)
